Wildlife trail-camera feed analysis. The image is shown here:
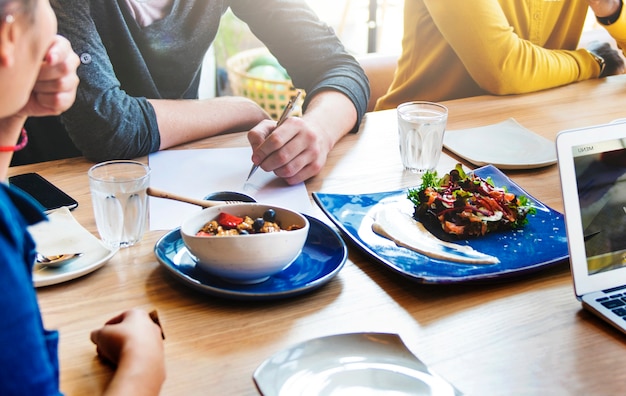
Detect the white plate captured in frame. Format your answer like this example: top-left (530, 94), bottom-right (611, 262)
top-left (253, 333), bottom-right (461, 396)
top-left (443, 118), bottom-right (556, 169)
top-left (29, 207), bottom-right (117, 287)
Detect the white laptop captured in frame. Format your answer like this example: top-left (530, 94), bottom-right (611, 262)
top-left (556, 120), bottom-right (626, 334)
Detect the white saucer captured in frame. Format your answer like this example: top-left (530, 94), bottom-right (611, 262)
top-left (443, 118), bottom-right (556, 169)
top-left (253, 333), bottom-right (461, 395)
top-left (29, 207), bottom-right (117, 287)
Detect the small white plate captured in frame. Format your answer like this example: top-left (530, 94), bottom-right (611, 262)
top-left (443, 118), bottom-right (556, 169)
top-left (254, 333), bottom-right (461, 396)
top-left (29, 207), bottom-right (117, 287)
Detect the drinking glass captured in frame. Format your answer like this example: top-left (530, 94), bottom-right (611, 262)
top-left (397, 101), bottom-right (448, 174)
top-left (88, 160), bottom-right (150, 249)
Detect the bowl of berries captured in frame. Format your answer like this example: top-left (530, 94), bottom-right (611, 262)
top-left (180, 203), bottom-right (309, 284)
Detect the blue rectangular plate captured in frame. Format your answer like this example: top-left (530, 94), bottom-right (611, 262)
top-left (313, 165), bottom-right (569, 284)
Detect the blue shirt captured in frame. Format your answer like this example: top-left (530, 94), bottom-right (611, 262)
top-left (0, 183), bottom-right (61, 395)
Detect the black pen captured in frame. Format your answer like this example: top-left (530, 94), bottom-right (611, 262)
top-left (246, 90), bottom-right (302, 181)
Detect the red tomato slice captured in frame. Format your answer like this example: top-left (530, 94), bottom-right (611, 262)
top-left (217, 212), bottom-right (243, 229)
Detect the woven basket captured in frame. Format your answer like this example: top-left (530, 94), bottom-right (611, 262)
top-left (226, 47), bottom-right (304, 120)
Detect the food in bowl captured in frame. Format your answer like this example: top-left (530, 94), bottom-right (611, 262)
top-left (181, 204), bottom-right (309, 284)
top-left (195, 208), bottom-right (303, 236)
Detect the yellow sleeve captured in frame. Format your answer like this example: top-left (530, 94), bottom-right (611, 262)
top-left (423, 0), bottom-right (598, 95)
top-left (603, 8), bottom-right (626, 53)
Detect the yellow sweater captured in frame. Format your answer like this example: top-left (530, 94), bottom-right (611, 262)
top-left (376, 0), bottom-right (626, 110)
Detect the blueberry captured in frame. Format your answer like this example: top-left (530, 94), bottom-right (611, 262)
top-left (263, 209), bottom-right (276, 222)
top-left (239, 229), bottom-right (249, 235)
top-left (253, 218), bottom-right (265, 232)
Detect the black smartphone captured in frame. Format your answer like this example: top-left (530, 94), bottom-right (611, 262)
top-left (8, 172), bottom-right (78, 211)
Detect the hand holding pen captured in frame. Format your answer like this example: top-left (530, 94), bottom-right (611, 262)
top-left (246, 90), bottom-right (302, 181)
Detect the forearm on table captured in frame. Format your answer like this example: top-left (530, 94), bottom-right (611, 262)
top-left (301, 90), bottom-right (358, 148)
top-left (151, 96), bottom-right (271, 150)
top-left (425, 0), bottom-right (594, 93)
top-left (102, 346), bottom-right (165, 396)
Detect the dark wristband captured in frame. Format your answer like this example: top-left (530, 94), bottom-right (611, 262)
top-left (596, 1), bottom-right (623, 25)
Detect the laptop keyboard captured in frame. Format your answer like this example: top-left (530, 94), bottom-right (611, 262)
top-left (597, 293), bottom-right (626, 318)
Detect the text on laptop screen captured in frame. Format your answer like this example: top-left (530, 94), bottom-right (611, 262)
top-left (572, 139), bottom-right (626, 275)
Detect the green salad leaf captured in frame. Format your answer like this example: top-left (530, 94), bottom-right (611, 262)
top-left (407, 164), bottom-right (535, 237)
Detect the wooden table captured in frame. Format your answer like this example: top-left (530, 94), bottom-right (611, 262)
top-left (10, 75), bottom-right (626, 395)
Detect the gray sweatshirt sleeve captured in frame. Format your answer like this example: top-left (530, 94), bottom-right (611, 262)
top-left (230, 0), bottom-right (370, 132)
top-left (52, 0), bottom-right (161, 162)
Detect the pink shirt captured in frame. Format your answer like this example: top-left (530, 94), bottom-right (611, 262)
top-left (124, 0), bottom-right (173, 27)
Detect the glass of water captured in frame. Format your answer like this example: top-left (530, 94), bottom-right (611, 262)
top-left (88, 160), bottom-right (150, 249)
top-left (397, 101), bottom-right (448, 174)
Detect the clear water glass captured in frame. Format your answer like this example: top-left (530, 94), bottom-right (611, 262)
top-left (88, 160), bottom-right (150, 249)
top-left (397, 101), bottom-right (448, 174)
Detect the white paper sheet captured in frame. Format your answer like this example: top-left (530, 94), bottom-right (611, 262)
top-left (148, 148), bottom-right (314, 230)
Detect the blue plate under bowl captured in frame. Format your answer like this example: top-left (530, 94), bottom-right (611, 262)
top-left (154, 215), bottom-right (347, 300)
top-left (313, 165), bottom-right (569, 284)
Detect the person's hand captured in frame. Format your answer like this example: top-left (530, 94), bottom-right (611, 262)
top-left (247, 116), bottom-right (332, 185)
top-left (586, 0), bottom-right (622, 18)
top-left (90, 309), bottom-right (164, 366)
top-left (90, 309), bottom-right (165, 395)
top-left (587, 41), bottom-right (625, 77)
top-left (91, 309), bottom-right (165, 394)
top-left (247, 90), bottom-right (358, 185)
top-left (18, 35), bottom-right (79, 118)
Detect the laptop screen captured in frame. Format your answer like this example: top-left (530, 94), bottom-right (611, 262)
top-left (572, 142), bottom-right (626, 275)
top-left (556, 121), bottom-right (626, 296)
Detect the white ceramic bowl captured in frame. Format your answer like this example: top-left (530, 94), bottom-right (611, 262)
top-left (181, 203), bottom-right (309, 284)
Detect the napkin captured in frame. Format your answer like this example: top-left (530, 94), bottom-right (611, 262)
top-left (443, 118), bottom-right (557, 169)
top-left (28, 207), bottom-right (117, 287)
